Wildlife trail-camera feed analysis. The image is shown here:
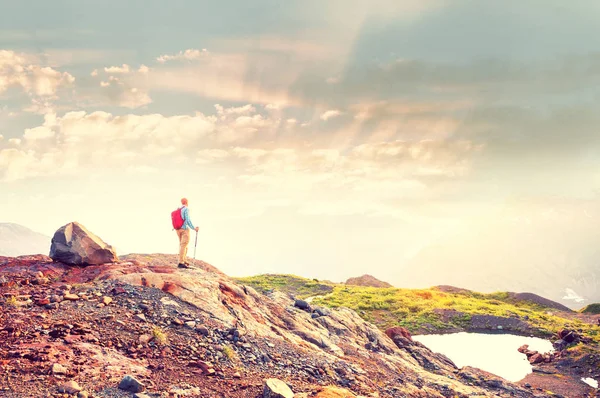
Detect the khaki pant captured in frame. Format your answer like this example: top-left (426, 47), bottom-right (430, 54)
top-left (176, 228), bottom-right (190, 264)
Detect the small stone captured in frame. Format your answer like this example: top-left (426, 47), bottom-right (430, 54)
top-left (205, 368), bottom-right (216, 376)
top-left (190, 360), bottom-right (214, 374)
top-left (33, 277), bottom-right (50, 285)
top-left (45, 303), bottom-right (59, 310)
top-left (529, 353), bottom-right (544, 364)
top-left (58, 380), bottom-right (82, 394)
top-left (196, 326), bottom-right (210, 336)
top-left (172, 318), bottom-right (184, 325)
top-left (52, 363), bottom-right (68, 375)
top-left (77, 391), bottom-right (89, 398)
top-left (185, 321), bottom-right (196, 328)
top-left (294, 299), bottom-right (311, 312)
top-left (36, 298), bottom-right (50, 306)
top-left (50, 295), bottom-right (63, 303)
top-left (64, 335), bottom-right (81, 344)
top-left (118, 375), bottom-right (145, 393)
top-left (102, 296), bottom-right (113, 305)
top-left (139, 334), bottom-right (153, 344)
top-left (263, 378), bottom-right (294, 398)
top-left (139, 303), bottom-right (150, 311)
top-left (135, 314), bottom-right (147, 322)
top-left (314, 307), bottom-right (331, 317)
top-left (233, 372), bottom-right (241, 378)
top-left (64, 293), bottom-right (79, 301)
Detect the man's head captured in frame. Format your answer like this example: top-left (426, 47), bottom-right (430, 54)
top-left (181, 198), bottom-right (188, 206)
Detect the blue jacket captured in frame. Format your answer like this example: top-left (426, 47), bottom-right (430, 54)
top-left (180, 206), bottom-right (196, 230)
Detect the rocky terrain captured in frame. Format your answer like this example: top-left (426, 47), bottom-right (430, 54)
top-left (241, 275), bottom-right (600, 397)
top-left (344, 276), bottom-right (392, 289)
top-left (1, 253), bottom-right (558, 398)
top-left (2, 222), bottom-right (599, 397)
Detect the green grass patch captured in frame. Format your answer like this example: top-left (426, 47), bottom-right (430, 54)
top-left (152, 326), bottom-right (168, 345)
top-left (236, 274), bottom-right (600, 344)
top-left (233, 274), bottom-right (334, 299)
top-left (581, 303), bottom-right (600, 314)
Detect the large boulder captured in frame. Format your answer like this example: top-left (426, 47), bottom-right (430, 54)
top-left (49, 222), bottom-right (118, 265)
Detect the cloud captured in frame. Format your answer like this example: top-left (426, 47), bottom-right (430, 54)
top-left (23, 125), bottom-right (55, 141)
top-left (318, 55), bottom-right (600, 106)
top-left (126, 165), bottom-right (157, 174)
top-left (96, 74), bottom-right (151, 108)
top-left (458, 104), bottom-right (600, 157)
top-left (194, 137), bottom-right (479, 200)
top-left (215, 104), bottom-right (256, 117)
top-left (156, 49), bottom-right (209, 63)
top-left (146, 33), bottom-right (356, 106)
top-left (320, 110), bottom-right (342, 121)
top-left (0, 100), bottom-right (479, 213)
top-left (104, 64), bottom-right (131, 74)
top-left (115, 87), bottom-right (151, 108)
top-left (0, 104), bottom-right (278, 181)
top-left (0, 50), bottom-right (75, 98)
top-left (147, 52), bottom-right (296, 106)
top-left (196, 149), bottom-right (231, 164)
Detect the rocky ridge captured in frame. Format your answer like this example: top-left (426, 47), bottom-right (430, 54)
top-left (0, 253), bottom-right (546, 398)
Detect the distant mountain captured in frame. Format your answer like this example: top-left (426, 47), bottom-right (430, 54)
top-left (397, 201), bottom-right (600, 310)
top-left (346, 274), bottom-right (393, 288)
top-left (0, 223), bottom-right (50, 257)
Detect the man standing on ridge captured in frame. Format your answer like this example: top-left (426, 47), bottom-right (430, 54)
top-left (175, 198), bottom-right (199, 268)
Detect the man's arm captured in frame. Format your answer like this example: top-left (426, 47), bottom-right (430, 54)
top-left (182, 207), bottom-right (196, 230)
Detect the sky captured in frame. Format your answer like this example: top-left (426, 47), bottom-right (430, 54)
top-left (1, 1), bottom-right (599, 287)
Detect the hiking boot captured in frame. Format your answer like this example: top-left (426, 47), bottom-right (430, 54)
top-left (178, 263), bottom-right (191, 269)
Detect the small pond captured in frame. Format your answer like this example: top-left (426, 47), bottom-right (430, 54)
top-left (413, 332), bottom-right (554, 382)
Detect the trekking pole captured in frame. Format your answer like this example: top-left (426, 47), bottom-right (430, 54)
top-left (193, 230), bottom-right (198, 261)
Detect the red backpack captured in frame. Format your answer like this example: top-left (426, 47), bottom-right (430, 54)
top-left (171, 207), bottom-right (184, 229)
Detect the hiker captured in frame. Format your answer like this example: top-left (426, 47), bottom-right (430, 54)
top-left (172, 198), bottom-right (199, 268)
